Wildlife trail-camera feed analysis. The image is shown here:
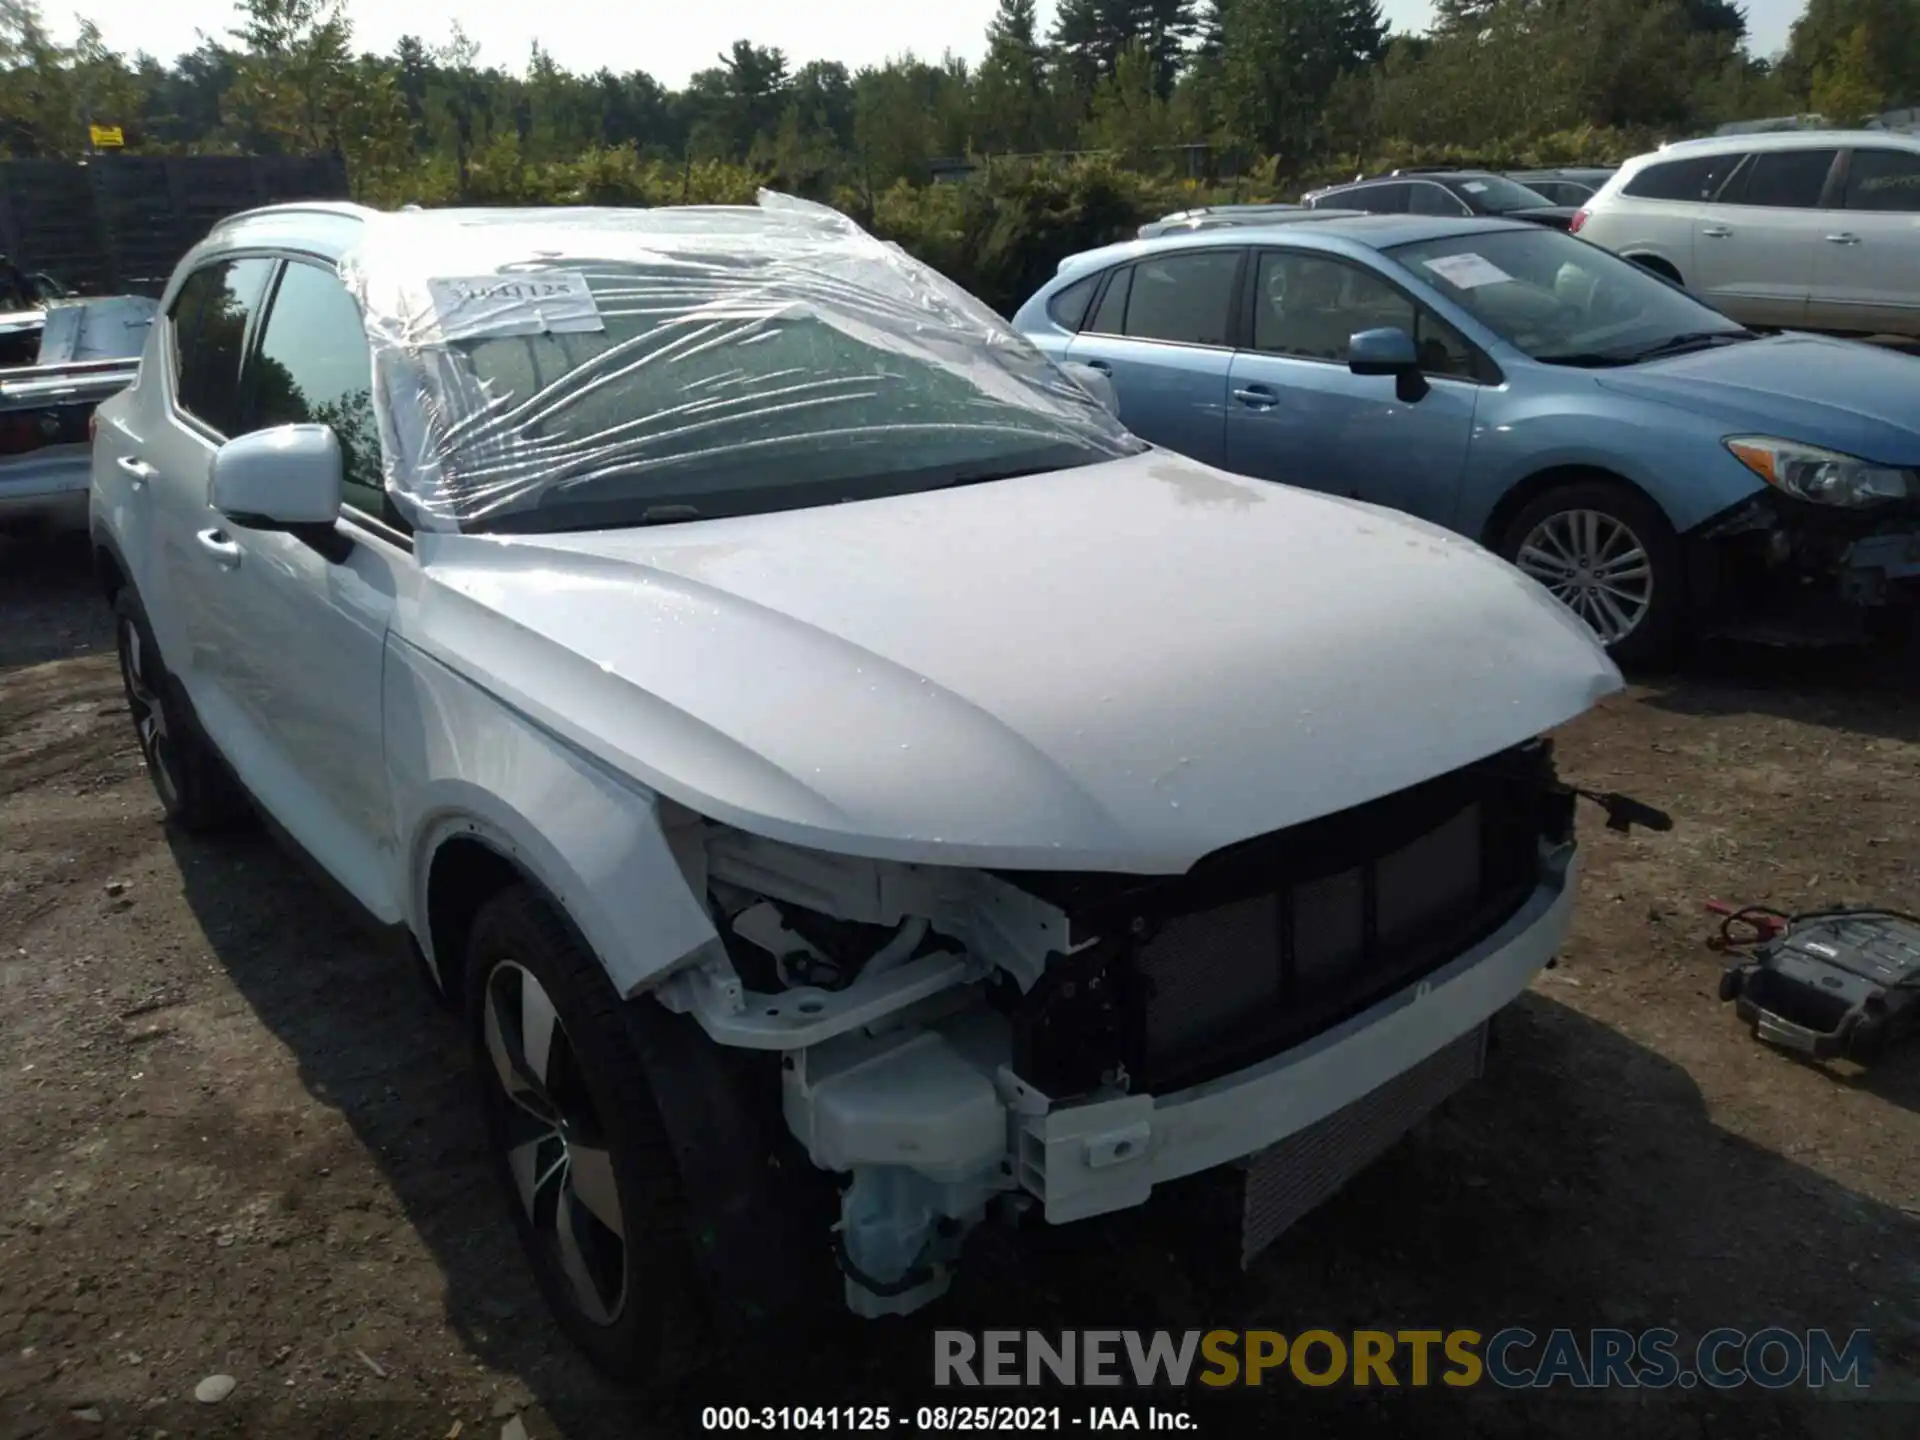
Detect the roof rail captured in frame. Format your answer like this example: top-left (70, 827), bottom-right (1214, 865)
top-left (208, 199), bottom-right (379, 235)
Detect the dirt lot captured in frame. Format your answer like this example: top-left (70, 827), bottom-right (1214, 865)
top-left (2, 532), bottom-right (1919, 1440)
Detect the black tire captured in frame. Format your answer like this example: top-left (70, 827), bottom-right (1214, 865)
top-left (111, 587), bottom-right (251, 831)
top-left (1627, 254), bottom-right (1683, 287)
top-left (465, 883), bottom-right (707, 1385)
top-left (1497, 479), bottom-right (1685, 670)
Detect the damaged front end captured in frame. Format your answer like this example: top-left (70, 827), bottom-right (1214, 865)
top-left (651, 739), bottom-right (1632, 1319)
top-left (1689, 486), bottom-right (1920, 646)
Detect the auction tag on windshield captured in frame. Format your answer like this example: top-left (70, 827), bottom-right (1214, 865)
top-left (1422, 253), bottom-right (1513, 289)
top-left (425, 272), bottom-right (604, 341)
top-left (1461, 181), bottom-right (1489, 194)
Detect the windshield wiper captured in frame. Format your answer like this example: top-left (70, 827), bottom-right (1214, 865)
top-left (928, 462), bottom-right (1073, 492)
top-left (636, 503), bottom-right (702, 525)
top-left (1534, 351), bottom-right (1635, 368)
top-left (1619, 329), bottom-right (1756, 363)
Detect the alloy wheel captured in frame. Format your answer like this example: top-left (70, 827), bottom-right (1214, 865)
top-left (117, 615), bottom-right (180, 810)
top-left (481, 961), bottom-right (628, 1326)
top-left (1514, 508), bottom-right (1654, 645)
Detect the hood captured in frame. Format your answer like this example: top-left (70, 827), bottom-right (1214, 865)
top-left (402, 453), bottom-right (1622, 873)
top-left (1596, 334), bottom-right (1920, 466)
top-left (1505, 206), bottom-right (1578, 230)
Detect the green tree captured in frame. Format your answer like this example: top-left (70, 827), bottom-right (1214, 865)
top-left (973, 0), bottom-right (1051, 152)
top-left (1221, 0), bottom-right (1383, 162)
top-left (1082, 39), bottom-right (1175, 164)
top-left (1810, 23), bottom-right (1889, 121)
top-left (1784, 0), bottom-right (1919, 114)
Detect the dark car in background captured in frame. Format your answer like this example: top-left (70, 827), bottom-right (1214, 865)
top-left (1505, 167), bottom-right (1618, 206)
top-left (1303, 170), bottom-right (1582, 231)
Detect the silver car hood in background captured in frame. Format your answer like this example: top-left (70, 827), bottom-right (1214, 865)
top-left (401, 451), bottom-right (1622, 872)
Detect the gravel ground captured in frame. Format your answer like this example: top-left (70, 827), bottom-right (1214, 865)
top-left (3, 531), bottom-right (1919, 1440)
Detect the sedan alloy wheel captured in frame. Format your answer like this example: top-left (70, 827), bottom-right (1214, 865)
top-left (1514, 507), bottom-right (1655, 645)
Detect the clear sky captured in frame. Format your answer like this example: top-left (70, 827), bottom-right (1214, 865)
top-left (56, 0), bottom-right (1807, 83)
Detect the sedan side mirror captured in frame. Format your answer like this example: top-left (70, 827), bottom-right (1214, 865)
top-left (1348, 326), bottom-right (1430, 403)
top-left (211, 424), bottom-right (343, 532)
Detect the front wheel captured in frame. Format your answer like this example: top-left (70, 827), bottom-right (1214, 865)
top-left (466, 884), bottom-right (707, 1385)
top-left (1498, 480), bottom-right (1684, 669)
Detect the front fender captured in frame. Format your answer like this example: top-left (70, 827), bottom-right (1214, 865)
top-left (385, 636), bottom-right (719, 996)
top-left (1459, 388), bottom-right (1766, 539)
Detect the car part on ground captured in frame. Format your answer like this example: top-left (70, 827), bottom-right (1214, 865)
top-left (92, 191), bottom-right (1638, 1381)
top-left (1712, 904), bottom-right (1920, 1065)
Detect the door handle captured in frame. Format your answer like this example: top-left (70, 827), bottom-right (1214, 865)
top-left (116, 454), bottom-right (155, 488)
top-left (195, 528), bottom-right (242, 568)
top-left (1825, 232), bottom-right (1861, 245)
top-left (1233, 385), bottom-right (1278, 408)
top-left (1080, 359), bottom-right (1111, 374)
top-left (1701, 226), bottom-right (1732, 238)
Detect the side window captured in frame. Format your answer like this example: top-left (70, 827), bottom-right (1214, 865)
top-left (169, 258), bottom-right (274, 436)
top-left (1047, 273), bottom-right (1101, 331)
top-left (1622, 153), bottom-right (1741, 202)
top-left (1251, 251), bottom-right (1474, 378)
top-left (1085, 266), bottom-right (1132, 334)
top-left (1844, 149), bottom-right (1920, 212)
top-left (1719, 148), bottom-right (1837, 208)
top-left (1409, 183), bottom-right (1469, 216)
top-left (1120, 250), bottom-right (1240, 346)
top-left (1347, 182), bottom-right (1411, 215)
top-left (243, 260), bottom-right (393, 526)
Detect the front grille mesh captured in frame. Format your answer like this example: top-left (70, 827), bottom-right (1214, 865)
top-left (1138, 892), bottom-right (1281, 1055)
top-left (1240, 1023), bottom-right (1488, 1266)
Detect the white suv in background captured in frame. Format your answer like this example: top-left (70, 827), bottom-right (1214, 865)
top-left (1573, 130), bottom-right (1920, 338)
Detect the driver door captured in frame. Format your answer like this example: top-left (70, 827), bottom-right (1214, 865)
top-left (1223, 249), bottom-right (1482, 526)
top-left (184, 257), bottom-right (406, 920)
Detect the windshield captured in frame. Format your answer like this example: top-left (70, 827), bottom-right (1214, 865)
top-left (348, 198), bottom-right (1144, 534)
top-left (1450, 175), bottom-right (1559, 213)
top-left (1387, 227), bottom-right (1749, 365)
top-left (421, 271), bottom-right (1140, 534)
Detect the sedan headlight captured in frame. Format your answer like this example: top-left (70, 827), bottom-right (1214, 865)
top-left (1725, 436), bottom-right (1914, 508)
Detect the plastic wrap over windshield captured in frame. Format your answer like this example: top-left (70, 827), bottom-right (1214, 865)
top-left (339, 191), bottom-right (1141, 532)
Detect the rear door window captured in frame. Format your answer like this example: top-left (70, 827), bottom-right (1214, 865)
top-left (1121, 250), bottom-right (1242, 347)
top-left (1843, 148), bottom-right (1920, 212)
top-left (1718, 148), bottom-right (1838, 208)
top-left (1622, 153), bottom-right (1742, 202)
top-left (169, 257), bottom-right (275, 436)
top-left (1409, 183), bottom-right (1470, 216)
top-left (1344, 182), bottom-right (1412, 215)
top-left (1047, 273), bottom-right (1101, 330)
top-left (1085, 266), bottom-right (1132, 334)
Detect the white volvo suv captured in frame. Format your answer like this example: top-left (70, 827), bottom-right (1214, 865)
top-left (88, 193), bottom-right (1645, 1382)
top-left (1573, 130), bottom-right (1920, 337)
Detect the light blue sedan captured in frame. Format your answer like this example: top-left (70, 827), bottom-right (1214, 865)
top-left (1012, 215), bottom-right (1920, 663)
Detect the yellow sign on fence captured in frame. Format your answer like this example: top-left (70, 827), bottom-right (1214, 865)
top-left (88, 124), bottom-right (124, 149)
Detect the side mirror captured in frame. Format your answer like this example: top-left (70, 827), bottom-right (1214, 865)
top-left (1348, 326), bottom-right (1430, 403)
top-left (211, 424), bottom-right (343, 532)
top-left (1061, 360), bottom-right (1121, 418)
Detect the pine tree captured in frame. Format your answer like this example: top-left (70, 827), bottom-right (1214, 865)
top-left (975, 0), bottom-right (1051, 151)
